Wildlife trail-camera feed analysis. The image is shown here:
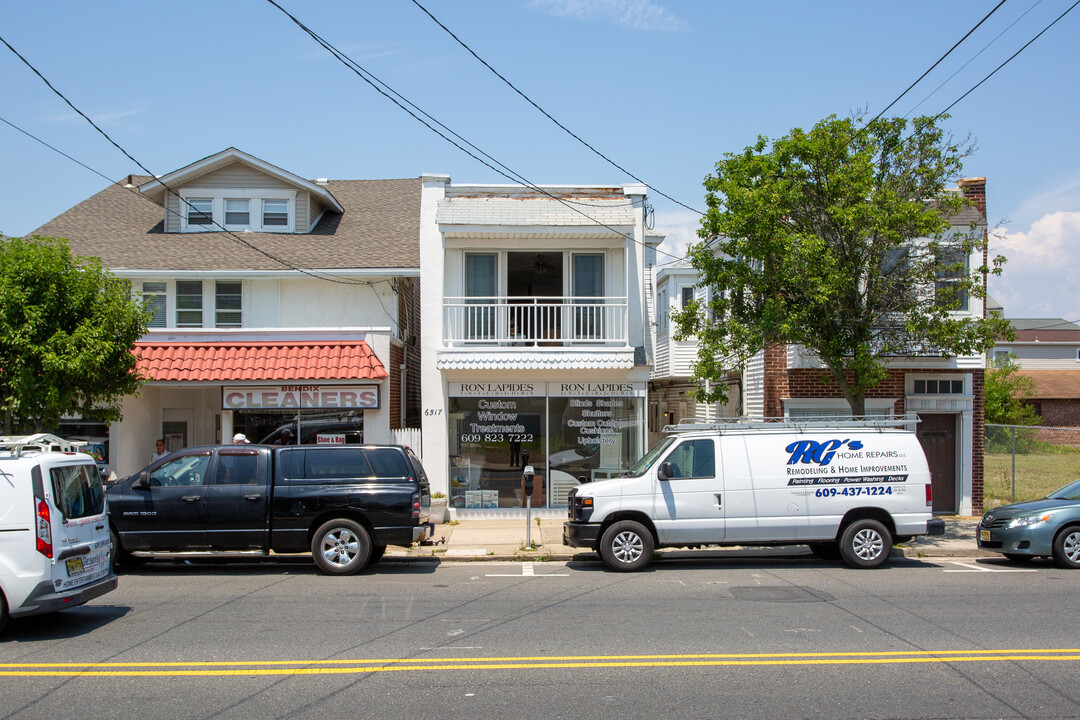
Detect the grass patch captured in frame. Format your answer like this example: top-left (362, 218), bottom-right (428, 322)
top-left (984, 451), bottom-right (1080, 506)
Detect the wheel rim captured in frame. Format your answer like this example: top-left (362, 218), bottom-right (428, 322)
top-left (1064, 530), bottom-right (1080, 564)
top-left (612, 530), bottom-right (644, 564)
top-left (852, 528), bottom-right (884, 561)
top-left (320, 528), bottom-right (359, 568)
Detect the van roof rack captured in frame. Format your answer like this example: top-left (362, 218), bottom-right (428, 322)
top-left (0, 433), bottom-right (81, 457)
top-left (662, 415), bottom-right (920, 434)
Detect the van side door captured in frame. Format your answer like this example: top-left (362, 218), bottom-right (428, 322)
top-left (652, 438), bottom-right (724, 544)
top-left (201, 447), bottom-right (269, 551)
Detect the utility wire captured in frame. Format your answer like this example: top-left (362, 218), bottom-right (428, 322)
top-left (265, 0), bottom-right (688, 264)
top-left (873, 0), bottom-right (1007, 121)
top-left (408, 0), bottom-right (704, 216)
top-left (0, 36), bottom-right (399, 292)
top-left (904, 0), bottom-right (1044, 118)
top-left (938, 0), bottom-right (1080, 116)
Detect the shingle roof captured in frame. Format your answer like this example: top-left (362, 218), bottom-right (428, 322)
top-left (29, 176), bottom-right (421, 271)
top-left (135, 341), bottom-right (388, 382)
top-left (1016, 370), bottom-right (1080, 400)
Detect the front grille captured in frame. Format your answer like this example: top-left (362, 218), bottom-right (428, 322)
top-left (981, 516), bottom-right (1010, 529)
top-left (567, 488), bottom-right (578, 520)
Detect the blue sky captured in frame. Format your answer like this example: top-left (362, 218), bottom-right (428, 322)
top-left (2, 0), bottom-right (1077, 321)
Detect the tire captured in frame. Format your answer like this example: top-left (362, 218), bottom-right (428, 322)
top-left (1, 591), bottom-right (9, 635)
top-left (110, 528), bottom-right (144, 571)
top-left (808, 542), bottom-right (842, 561)
top-left (1002, 553), bottom-right (1034, 564)
top-left (1051, 525), bottom-right (1080, 569)
top-left (839, 519), bottom-right (892, 569)
top-left (311, 519), bottom-right (371, 575)
top-left (369, 544), bottom-right (387, 565)
top-left (599, 520), bottom-right (654, 572)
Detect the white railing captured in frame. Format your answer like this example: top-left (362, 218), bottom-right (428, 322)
top-left (443, 296), bottom-right (628, 346)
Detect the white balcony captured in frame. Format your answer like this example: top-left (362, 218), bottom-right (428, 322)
top-left (443, 296), bottom-right (628, 347)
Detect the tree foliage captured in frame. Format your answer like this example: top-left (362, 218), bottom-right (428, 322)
top-left (0, 236), bottom-right (150, 432)
top-left (984, 353), bottom-right (1041, 426)
top-left (674, 114), bottom-right (1011, 415)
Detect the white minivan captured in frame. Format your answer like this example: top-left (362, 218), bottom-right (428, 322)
top-left (563, 417), bottom-right (946, 571)
top-left (1, 435), bottom-right (117, 633)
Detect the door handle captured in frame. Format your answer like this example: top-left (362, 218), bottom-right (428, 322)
top-left (182, 495), bottom-right (201, 502)
top-left (715, 493), bottom-right (722, 507)
top-left (243, 494), bottom-right (262, 501)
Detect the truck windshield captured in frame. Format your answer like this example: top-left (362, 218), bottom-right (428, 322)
top-left (622, 436), bottom-right (676, 477)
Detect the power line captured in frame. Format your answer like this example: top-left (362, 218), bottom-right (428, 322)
top-left (938, 0), bottom-right (1080, 116)
top-left (904, 0), bottom-right (1044, 118)
top-left (872, 0), bottom-right (1007, 121)
top-left (408, 0), bottom-right (704, 216)
top-left (264, 0), bottom-right (688, 265)
top-left (0, 38), bottom-right (401, 296)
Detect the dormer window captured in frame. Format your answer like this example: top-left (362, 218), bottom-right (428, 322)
top-left (187, 198), bottom-right (213, 226)
top-left (178, 188), bottom-right (296, 233)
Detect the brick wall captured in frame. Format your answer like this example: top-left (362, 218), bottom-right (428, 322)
top-left (972, 369), bottom-right (985, 514)
top-left (1039, 399), bottom-right (1080, 426)
top-left (389, 342), bottom-right (403, 430)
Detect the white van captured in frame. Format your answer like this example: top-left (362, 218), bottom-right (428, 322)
top-left (1, 435), bottom-right (117, 633)
top-left (563, 417), bottom-right (945, 571)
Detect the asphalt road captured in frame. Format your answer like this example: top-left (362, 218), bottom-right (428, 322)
top-left (2, 553), bottom-right (1078, 720)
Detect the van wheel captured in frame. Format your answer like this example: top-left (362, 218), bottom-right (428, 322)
top-left (599, 520), bottom-right (654, 572)
top-left (312, 519), bottom-right (371, 575)
top-left (839, 519), bottom-right (892, 569)
top-left (1, 592), bottom-right (9, 634)
top-left (1052, 526), bottom-right (1080, 569)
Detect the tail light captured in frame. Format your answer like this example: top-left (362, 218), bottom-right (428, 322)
top-left (35, 498), bottom-right (52, 558)
top-left (411, 492), bottom-right (421, 519)
top-left (925, 484), bottom-right (933, 508)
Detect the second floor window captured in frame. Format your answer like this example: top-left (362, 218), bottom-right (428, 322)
top-left (225, 199), bottom-right (250, 226)
top-left (176, 280), bottom-right (203, 327)
top-left (187, 199), bottom-right (212, 226)
top-left (263, 199), bottom-right (288, 226)
top-left (142, 281), bottom-right (166, 328)
top-left (215, 281), bottom-right (242, 328)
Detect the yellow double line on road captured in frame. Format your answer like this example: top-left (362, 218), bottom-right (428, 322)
top-left (3, 649), bottom-right (1080, 677)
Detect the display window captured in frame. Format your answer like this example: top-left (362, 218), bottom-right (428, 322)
top-left (232, 409), bottom-right (364, 445)
top-left (447, 381), bottom-right (645, 509)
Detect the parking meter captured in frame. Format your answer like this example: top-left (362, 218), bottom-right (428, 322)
top-left (523, 465), bottom-right (535, 496)
top-left (521, 448), bottom-right (529, 469)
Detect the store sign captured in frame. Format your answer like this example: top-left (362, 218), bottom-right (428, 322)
top-left (316, 433), bottom-right (347, 445)
top-left (548, 382), bottom-right (646, 398)
top-left (222, 385), bottom-right (379, 410)
top-left (449, 382), bottom-right (539, 397)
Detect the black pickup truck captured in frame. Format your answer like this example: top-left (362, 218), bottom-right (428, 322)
top-left (106, 444), bottom-right (431, 575)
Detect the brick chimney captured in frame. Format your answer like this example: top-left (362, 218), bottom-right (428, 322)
top-left (957, 177), bottom-right (986, 221)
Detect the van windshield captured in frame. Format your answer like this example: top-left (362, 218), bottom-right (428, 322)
top-left (50, 464), bottom-right (105, 519)
top-left (623, 436), bottom-right (676, 477)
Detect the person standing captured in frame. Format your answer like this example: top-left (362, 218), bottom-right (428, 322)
top-left (151, 438), bottom-right (168, 463)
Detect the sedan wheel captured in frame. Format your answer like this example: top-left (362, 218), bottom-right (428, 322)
top-left (1052, 526), bottom-right (1080, 569)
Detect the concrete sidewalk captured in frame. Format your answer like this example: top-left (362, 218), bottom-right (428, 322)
top-left (386, 514), bottom-right (989, 563)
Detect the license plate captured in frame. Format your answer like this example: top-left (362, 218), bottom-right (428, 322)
top-left (979, 529), bottom-right (990, 542)
top-left (66, 557), bottom-right (84, 575)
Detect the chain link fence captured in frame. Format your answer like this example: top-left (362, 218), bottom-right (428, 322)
top-left (984, 424), bottom-right (1080, 508)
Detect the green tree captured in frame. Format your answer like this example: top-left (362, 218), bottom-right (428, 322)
top-left (0, 236), bottom-right (150, 433)
top-left (984, 353), bottom-right (1040, 426)
top-left (675, 114), bottom-right (1011, 416)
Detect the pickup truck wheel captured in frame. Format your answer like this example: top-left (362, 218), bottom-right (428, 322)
top-left (599, 520), bottom-right (654, 572)
top-left (312, 520), bottom-right (371, 575)
top-left (839, 519), bottom-right (892, 569)
top-left (110, 528), bottom-right (144, 571)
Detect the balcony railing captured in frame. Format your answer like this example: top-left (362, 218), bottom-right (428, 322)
top-left (444, 296), bottom-right (628, 346)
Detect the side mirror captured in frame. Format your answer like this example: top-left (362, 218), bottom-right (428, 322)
top-left (133, 471), bottom-right (150, 490)
top-left (577, 475), bottom-right (590, 484)
top-left (658, 462), bottom-right (674, 481)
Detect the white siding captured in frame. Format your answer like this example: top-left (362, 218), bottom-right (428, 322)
top-left (743, 349), bottom-right (765, 418)
top-left (999, 344), bottom-right (1080, 368)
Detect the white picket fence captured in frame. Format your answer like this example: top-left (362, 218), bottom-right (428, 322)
top-left (390, 428), bottom-right (423, 463)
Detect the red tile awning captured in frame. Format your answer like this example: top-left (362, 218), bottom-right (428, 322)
top-left (134, 341), bottom-right (388, 382)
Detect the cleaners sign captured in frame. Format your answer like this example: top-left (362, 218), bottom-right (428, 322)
top-left (223, 385), bottom-right (379, 410)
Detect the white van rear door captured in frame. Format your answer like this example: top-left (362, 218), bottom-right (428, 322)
top-left (652, 438), bottom-right (724, 544)
top-left (45, 461), bottom-right (111, 591)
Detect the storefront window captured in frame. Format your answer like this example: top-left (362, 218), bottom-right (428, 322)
top-left (231, 410), bottom-right (365, 445)
top-left (447, 382), bottom-right (646, 509)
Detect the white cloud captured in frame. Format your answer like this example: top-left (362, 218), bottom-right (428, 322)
top-left (990, 211), bottom-right (1080, 321)
top-left (651, 209), bottom-right (703, 265)
top-left (528, 0), bottom-right (687, 32)
top-left (50, 101), bottom-right (148, 125)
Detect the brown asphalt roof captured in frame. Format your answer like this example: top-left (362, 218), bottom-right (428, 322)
top-left (28, 176), bottom-right (421, 271)
top-left (1017, 370), bottom-right (1080, 400)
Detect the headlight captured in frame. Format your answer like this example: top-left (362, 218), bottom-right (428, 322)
top-left (1008, 513), bottom-right (1054, 528)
